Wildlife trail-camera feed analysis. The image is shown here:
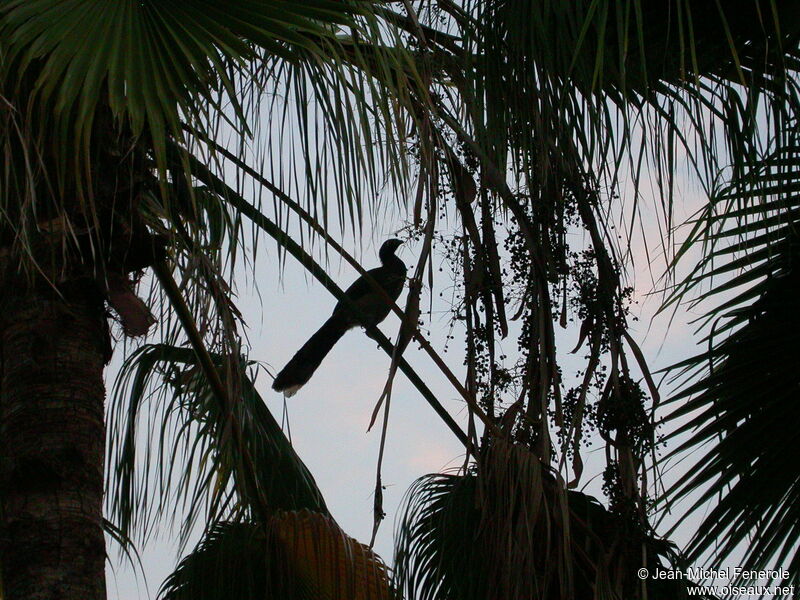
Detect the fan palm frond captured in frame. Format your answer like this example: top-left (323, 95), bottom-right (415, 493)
top-left (394, 441), bottom-right (706, 600)
top-left (0, 0), bottom-right (416, 281)
top-left (460, 0), bottom-right (800, 187)
top-left (0, 0), bottom-right (402, 161)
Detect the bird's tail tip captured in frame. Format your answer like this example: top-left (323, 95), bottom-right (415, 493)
top-left (272, 381), bottom-right (303, 397)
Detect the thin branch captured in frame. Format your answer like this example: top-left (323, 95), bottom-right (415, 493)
top-left (180, 150), bottom-right (476, 450)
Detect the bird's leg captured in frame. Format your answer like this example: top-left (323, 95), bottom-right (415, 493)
top-left (365, 326), bottom-right (396, 352)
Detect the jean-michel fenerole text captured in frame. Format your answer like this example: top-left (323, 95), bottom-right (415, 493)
top-left (651, 568), bottom-right (791, 581)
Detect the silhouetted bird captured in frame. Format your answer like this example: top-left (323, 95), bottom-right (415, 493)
top-left (272, 238), bottom-right (406, 396)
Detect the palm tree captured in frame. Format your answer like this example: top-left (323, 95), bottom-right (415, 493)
top-left (375, 2), bottom-right (800, 598)
top-left (150, 2), bottom-right (800, 598)
top-left (0, 2), bottom-right (414, 598)
top-left (3, 1), bottom-right (800, 599)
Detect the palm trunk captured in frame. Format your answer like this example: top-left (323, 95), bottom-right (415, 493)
top-left (0, 283), bottom-right (108, 600)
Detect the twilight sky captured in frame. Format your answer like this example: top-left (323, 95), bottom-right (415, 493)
top-left (104, 165), bottom-right (727, 598)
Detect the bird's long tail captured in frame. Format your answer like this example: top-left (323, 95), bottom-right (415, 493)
top-left (272, 316), bottom-right (350, 396)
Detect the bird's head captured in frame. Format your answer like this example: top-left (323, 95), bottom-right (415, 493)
top-left (379, 238), bottom-right (404, 264)
top-left (382, 238), bottom-right (403, 252)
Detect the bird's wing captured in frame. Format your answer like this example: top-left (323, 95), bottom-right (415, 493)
top-left (333, 266), bottom-right (402, 325)
top-left (339, 266), bottom-right (381, 302)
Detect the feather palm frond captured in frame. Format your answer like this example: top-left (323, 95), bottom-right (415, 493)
top-left (661, 126), bottom-right (800, 590)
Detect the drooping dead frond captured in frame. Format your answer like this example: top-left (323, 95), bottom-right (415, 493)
top-left (161, 511), bottom-right (393, 600)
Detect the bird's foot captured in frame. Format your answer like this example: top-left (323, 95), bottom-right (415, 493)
top-left (365, 327), bottom-right (382, 345)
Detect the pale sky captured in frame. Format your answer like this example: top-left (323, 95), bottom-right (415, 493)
top-left (102, 69), bottom-right (751, 598)
top-left (104, 180), bottom-right (722, 598)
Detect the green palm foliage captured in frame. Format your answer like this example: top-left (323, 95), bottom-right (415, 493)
top-left (0, 0), bottom-right (410, 291)
top-left (109, 345), bottom-right (327, 536)
top-left (0, 0), bottom-right (406, 172)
